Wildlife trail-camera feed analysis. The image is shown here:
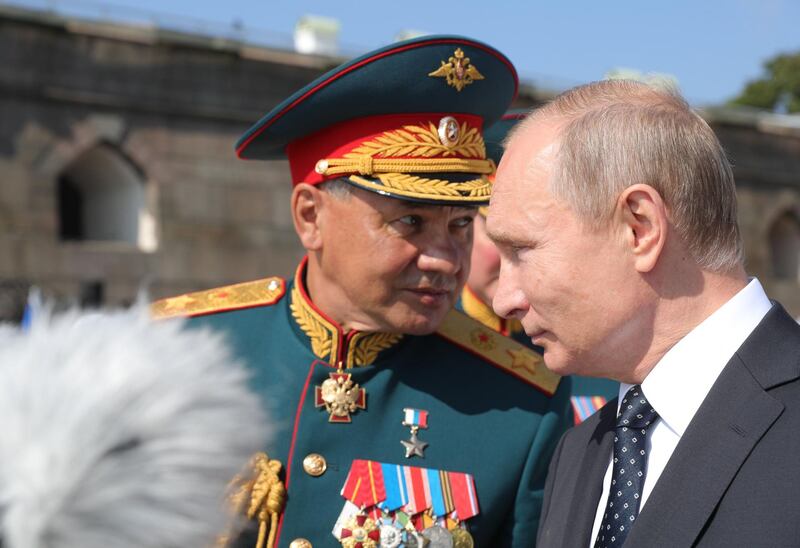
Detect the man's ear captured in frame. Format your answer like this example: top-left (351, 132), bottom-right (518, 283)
top-left (616, 184), bottom-right (669, 273)
top-left (291, 183), bottom-right (325, 251)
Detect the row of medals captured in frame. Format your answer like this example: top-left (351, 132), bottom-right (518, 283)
top-left (366, 510), bottom-right (474, 548)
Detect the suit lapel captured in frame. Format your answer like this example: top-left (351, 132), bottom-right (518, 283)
top-left (564, 402), bottom-right (617, 547)
top-left (625, 304), bottom-right (800, 547)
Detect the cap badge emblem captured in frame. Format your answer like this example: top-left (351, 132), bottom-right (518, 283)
top-left (428, 48), bottom-right (485, 92)
top-left (437, 116), bottom-right (460, 147)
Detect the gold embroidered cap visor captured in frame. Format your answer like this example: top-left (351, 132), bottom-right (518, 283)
top-left (234, 35), bottom-right (518, 205)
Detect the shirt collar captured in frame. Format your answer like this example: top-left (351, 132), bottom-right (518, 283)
top-left (620, 278), bottom-right (772, 437)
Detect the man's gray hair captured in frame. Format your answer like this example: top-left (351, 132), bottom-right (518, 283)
top-left (319, 178), bottom-right (353, 199)
top-left (513, 80), bottom-right (743, 272)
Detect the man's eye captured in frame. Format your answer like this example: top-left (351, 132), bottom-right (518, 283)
top-left (510, 244), bottom-right (530, 256)
top-left (451, 216), bottom-right (474, 228)
top-left (397, 215), bottom-right (421, 226)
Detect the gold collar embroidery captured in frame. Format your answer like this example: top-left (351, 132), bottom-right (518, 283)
top-left (460, 285), bottom-right (523, 337)
top-left (289, 261), bottom-right (403, 368)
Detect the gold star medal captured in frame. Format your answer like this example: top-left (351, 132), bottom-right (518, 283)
top-left (400, 408), bottom-right (429, 458)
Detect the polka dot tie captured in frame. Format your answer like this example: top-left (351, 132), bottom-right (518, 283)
top-left (594, 385), bottom-right (659, 548)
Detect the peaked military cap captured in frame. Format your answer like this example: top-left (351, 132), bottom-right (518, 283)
top-left (235, 35), bottom-right (518, 205)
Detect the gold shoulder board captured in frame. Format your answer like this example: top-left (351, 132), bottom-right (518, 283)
top-left (151, 277), bottom-right (286, 319)
top-left (436, 309), bottom-right (561, 396)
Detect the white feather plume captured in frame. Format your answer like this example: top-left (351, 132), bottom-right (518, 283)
top-left (0, 304), bottom-right (269, 548)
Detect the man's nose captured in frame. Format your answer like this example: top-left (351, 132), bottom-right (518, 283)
top-left (492, 258), bottom-right (528, 320)
top-left (417, 232), bottom-right (464, 277)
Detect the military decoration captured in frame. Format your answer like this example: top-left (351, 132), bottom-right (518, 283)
top-left (570, 395), bottom-right (608, 425)
top-left (428, 48), bottom-right (485, 92)
top-left (340, 512), bottom-right (381, 548)
top-left (450, 527), bottom-right (475, 548)
top-left (333, 460), bottom-right (478, 546)
top-left (315, 368), bottom-right (366, 423)
top-left (378, 515), bottom-right (405, 548)
top-left (401, 408), bottom-right (429, 458)
top-left (423, 524), bottom-right (453, 547)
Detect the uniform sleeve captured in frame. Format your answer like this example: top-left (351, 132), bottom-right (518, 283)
top-left (495, 375), bottom-right (573, 547)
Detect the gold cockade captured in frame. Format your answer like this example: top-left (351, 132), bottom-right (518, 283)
top-left (428, 48), bottom-right (485, 92)
top-left (346, 120), bottom-right (485, 159)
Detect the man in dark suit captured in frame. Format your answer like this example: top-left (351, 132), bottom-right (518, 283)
top-left (486, 78), bottom-right (800, 547)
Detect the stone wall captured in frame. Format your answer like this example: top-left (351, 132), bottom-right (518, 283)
top-left (2, 5), bottom-right (799, 321)
top-left (712, 120), bottom-right (800, 313)
top-left (0, 6), bottom-right (340, 319)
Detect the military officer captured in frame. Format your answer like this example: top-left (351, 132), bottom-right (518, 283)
top-left (153, 36), bottom-right (571, 548)
top-left (457, 109), bottom-right (618, 424)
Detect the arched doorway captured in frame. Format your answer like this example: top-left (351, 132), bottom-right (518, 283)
top-left (56, 143), bottom-right (157, 251)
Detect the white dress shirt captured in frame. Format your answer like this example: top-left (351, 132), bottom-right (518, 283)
top-left (589, 278), bottom-right (773, 546)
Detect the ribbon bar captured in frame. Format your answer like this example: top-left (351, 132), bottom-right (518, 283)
top-left (341, 460), bottom-right (479, 520)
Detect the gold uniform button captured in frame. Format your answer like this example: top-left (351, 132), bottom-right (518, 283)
top-left (289, 539), bottom-right (312, 548)
top-left (303, 453), bottom-right (327, 477)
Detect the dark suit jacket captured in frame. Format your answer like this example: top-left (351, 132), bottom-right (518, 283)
top-left (537, 303), bottom-right (800, 547)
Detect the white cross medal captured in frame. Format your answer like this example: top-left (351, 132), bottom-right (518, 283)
top-left (401, 408), bottom-right (429, 458)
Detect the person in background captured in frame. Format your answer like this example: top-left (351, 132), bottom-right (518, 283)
top-left (154, 36), bottom-right (572, 548)
top-left (459, 109), bottom-right (617, 425)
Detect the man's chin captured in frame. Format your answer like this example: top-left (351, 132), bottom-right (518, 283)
top-left (387, 307), bottom-right (450, 336)
top-left (539, 348), bottom-right (580, 376)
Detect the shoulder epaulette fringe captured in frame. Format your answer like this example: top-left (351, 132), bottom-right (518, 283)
top-left (436, 309), bottom-right (561, 396)
top-left (151, 277), bottom-right (286, 319)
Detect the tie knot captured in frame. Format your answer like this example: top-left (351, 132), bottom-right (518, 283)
top-left (617, 385), bottom-right (658, 429)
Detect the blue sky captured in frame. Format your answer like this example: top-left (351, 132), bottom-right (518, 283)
top-left (15, 0), bottom-right (800, 106)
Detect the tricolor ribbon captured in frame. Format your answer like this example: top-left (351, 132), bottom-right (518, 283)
top-left (402, 408), bottom-right (429, 429)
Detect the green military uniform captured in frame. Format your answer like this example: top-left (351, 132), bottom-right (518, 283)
top-left (460, 110), bottom-right (619, 425)
top-left (154, 36), bottom-right (572, 547)
top-left (155, 261), bottom-right (570, 546)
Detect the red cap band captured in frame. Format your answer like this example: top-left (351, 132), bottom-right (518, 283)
top-left (285, 112), bottom-right (484, 185)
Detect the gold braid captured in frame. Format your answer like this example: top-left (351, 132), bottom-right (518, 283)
top-left (319, 157), bottom-right (494, 177)
top-left (248, 453), bottom-right (286, 548)
top-left (217, 452), bottom-right (286, 548)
